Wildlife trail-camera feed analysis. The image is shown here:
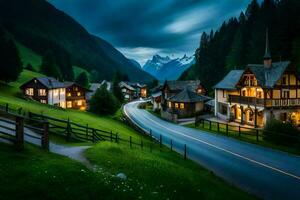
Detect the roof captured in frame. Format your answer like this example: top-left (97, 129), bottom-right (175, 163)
top-left (165, 80), bottom-right (201, 91)
top-left (214, 70), bottom-right (244, 90)
top-left (205, 99), bottom-right (215, 107)
top-left (168, 88), bottom-right (210, 103)
top-left (34, 77), bottom-right (65, 89)
top-left (63, 81), bottom-right (91, 91)
top-left (247, 61), bottom-right (290, 88)
top-left (124, 81), bottom-right (147, 88)
top-left (100, 80), bottom-right (113, 92)
top-left (89, 83), bottom-right (102, 92)
top-left (151, 91), bottom-right (162, 98)
top-left (119, 81), bottom-right (136, 91)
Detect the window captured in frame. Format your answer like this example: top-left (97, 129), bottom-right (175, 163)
top-left (53, 89), bottom-right (59, 96)
top-left (222, 90), bottom-right (226, 98)
top-left (257, 91), bottom-right (262, 98)
top-left (40, 100), bottom-right (46, 104)
top-left (67, 101), bottom-right (72, 108)
top-left (168, 102), bottom-right (172, 108)
top-left (122, 88), bottom-right (127, 93)
top-left (77, 100), bottom-right (82, 106)
top-left (38, 89), bottom-right (46, 96)
top-left (180, 103), bottom-right (185, 109)
top-left (25, 88), bottom-right (34, 96)
top-left (282, 90), bottom-right (290, 99)
top-left (60, 88), bottom-right (65, 95)
top-left (75, 87), bottom-right (78, 91)
top-left (175, 103), bottom-right (179, 109)
top-left (77, 92), bottom-right (81, 96)
top-left (67, 93), bottom-right (71, 97)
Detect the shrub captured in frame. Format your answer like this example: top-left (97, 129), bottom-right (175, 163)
top-left (89, 85), bottom-right (120, 115)
top-left (263, 119), bottom-right (300, 146)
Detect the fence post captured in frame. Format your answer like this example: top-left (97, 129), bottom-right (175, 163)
top-left (170, 139), bottom-right (173, 151)
top-left (238, 126), bottom-right (241, 137)
top-left (184, 144), bottom-right (187, 160)
top-left (226, 124), bottom-right (229, 135)
top-left (130, 136), bottom-right (132, 148)
top-left (217, 122), bottom-right (220, 132)
top-left (92, 128), bottom-right (96, 143)
top-left (160, 134), bottom-right (162, 150)
top-left (209, 121), bottom-right (212, 130)
top-left (15, 116), bottom-right (24, 150)
top-left (256, 129), bottom-right (259, 141)
top-left (66, 117), bottom-right (71, 141)
top-left (110, 131), bottom-right (113, 142)
top-left (5, 103), bottom-right (8, 113)
top-left (202, 119), bottom-right (205, 128)
top-left (18, 107), bottom-right (22, 115)
top-left (86, 124), bottom-right (89, 137)
top-left (42, 121), bottom-right (49, 150)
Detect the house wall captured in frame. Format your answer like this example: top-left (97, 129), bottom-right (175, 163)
top-left (21, 79), bottom-right (48, 104)
top-left (48, 88), bottom-right (66, 106)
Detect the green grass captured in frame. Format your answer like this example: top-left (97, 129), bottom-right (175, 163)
top-left (186, 121), bottom-right (300, 155)
top-left (16, 42), bottom-right (42, 71)
top-left (85, 142), bottom-right (256, 200)
top-left (0, 70), bottom-right (256, 199)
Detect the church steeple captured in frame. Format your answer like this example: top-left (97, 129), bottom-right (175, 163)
top-left (264, 28), bottom-right (272, 68)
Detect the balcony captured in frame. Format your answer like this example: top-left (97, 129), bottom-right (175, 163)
top-left (228, 95), bottom-right (300, 108)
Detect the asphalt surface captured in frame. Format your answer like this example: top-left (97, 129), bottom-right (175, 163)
top-left (123, 101), bottom-right (300, 200)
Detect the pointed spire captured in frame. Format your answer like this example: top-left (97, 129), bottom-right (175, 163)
top-left (264, 28), bottom-right (271, 59)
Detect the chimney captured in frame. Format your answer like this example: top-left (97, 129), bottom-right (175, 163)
top-left (264, 28), bottom-right (272, 68)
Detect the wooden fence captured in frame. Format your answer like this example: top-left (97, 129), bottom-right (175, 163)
top-left (0, 109), bottom-right (49, 150)
top-left (195, 117), bottom-right (300, 143)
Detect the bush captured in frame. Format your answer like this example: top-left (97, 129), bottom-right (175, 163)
top-left (263, 119), bottom-right (300, 146)
top-left (89, 86), bottom-right (120, 115)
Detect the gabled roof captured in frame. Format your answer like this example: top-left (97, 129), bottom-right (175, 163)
top-left (64, 81), bottom-right (91, 91)
top-left (119, 81), bottom-right (135, 91)
top-left (165, 80), bottom-right (201, 91)
top-left (214, 70), bottom-right (244, 90)
top-left (19, 77), bottom-right (66, 89)
top-left (168, 88), bottom-right (211, 103)
top-left (247, 61), bottom-right (290, 88)
top-left (89, 83), bottom-right (102, 92)
top-left (124, 81), bottom-right (147, 88)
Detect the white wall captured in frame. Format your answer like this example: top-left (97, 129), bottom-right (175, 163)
top-left (48, 88), bottom-right (66, 106)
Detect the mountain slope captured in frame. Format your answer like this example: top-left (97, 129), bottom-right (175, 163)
top-left (143, 55), bottom-right (194, 81)
top-left (0, 0), bottom-right (154, 82)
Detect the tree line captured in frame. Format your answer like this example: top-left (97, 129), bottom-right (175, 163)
top-left (181, 0), bottom-right (300, 94)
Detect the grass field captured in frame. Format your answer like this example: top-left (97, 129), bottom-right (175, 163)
top-left (0, 70), bottom-right (256, 199)
top-left (16, 42), bottom-right (42, 71)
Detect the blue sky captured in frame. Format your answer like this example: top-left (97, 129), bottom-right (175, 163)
top-left (49, 0), bottom-right (252, 65)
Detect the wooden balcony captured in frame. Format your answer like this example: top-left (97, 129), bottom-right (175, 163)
top-left (228, 95), bottom-right (300, 108)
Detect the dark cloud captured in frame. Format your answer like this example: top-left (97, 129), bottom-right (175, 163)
top-left (49, 0), bottom-right (251, 64)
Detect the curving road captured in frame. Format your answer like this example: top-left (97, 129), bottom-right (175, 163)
top-left (123, 101), bottom-right (300, 200)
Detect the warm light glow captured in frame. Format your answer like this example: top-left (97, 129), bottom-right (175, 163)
top-left (77, 92), bottom-right (81, 96)
top-left (175, 103), bottom-right (179, 109)
top-left (25, 88), bottom-right (34, 96)
top-left (77, 100), bottom-right (82, 106)
top-left (38, 89), bottom-right (47, 96)
top-left (180, 103), bottom-right (185, 109)
top-left (168, 102), bottom-right (172, 108)
top-left (67, 93), bottom-right (71, 97)
top-left (53, 89), bottom-right (59, 96)
top-left (67, 101), bottom-right (72, 108)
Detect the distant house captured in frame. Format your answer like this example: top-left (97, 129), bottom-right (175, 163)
top-left (119, 81), bottom-right (136, 101)
top-left (20, 77), bottom-right (66, 108)
top-left (161, 80), bottom-right (210, 120)
top-left (100, 80), bottom-right (113, 92)
top-left (86, 83), bottom-right (101, 101)
top-left (20, 77), bottom-right (90, 110)
top-left (151, 91), bottom-right (162, 111)
top-left (64, 82), bottom-right (90, 110)
top-left (124, 82), bottom-right (147, 99)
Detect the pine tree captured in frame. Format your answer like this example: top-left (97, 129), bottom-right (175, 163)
top-left (0, 28), bottom-right (23, 83)
top-left (75, 72), bottom-right (89, 88)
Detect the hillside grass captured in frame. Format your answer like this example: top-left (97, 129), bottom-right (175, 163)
top-left (73, 66), bottom-right (91, 80)
top-left (16, 42), bottom-right (42, 71)
top-left (0, 70), bottom-right (255, 199)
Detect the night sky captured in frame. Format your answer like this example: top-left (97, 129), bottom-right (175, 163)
top-left (49, 0), bottom-right (251, 65)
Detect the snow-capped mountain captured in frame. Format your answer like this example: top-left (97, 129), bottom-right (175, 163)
top-left (143, 54), bottom-right (194, 81)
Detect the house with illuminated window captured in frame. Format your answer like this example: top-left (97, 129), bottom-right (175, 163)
top-left (64, 82), bottom-right (90, 110)
top-left (214, 31), bottom-right (300, 127)
top-left (20, 77), bottom-right (90, 110)
top-left (161, 80), bottom-right (210, 121)
top-left (20, 77), bottom-right (66, 108)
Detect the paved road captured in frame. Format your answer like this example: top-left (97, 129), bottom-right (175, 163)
top-left (124, 101), bottom-right (300, 200)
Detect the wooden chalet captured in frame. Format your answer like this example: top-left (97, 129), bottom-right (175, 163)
top-left (214, 30), bottom-right (300, 127)
top-left (64, 82), bottom-right (90, 110)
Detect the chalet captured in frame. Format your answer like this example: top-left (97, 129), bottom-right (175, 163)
top-left (64, 82), bottom-right (90, 110)
top-left (214, 31), bottom-right (300, 127)
top-left (161, 80), bottom-right (209, 120)
top-left (20, 77), bottom-right (66, 108)
top-left (86, 83), bottom-right (101, 101)
top-left (119, 81), bottom-right (136, 101)
top-left (20, 77), bottom-right (90, 110)
top-left (124, 82), bottom-right (147, 99)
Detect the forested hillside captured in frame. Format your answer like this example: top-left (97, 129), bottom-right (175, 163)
top-left (181, 0), bottom-right (300, 93)
top-left (0, 0), bottom-right (154, 83)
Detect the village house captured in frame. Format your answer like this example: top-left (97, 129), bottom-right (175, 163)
top-left (214, 31), bottom-right (300, 127)
top-left (119, 81), bottom-right (147, 101)
top-left (161, 80), bottom-right (210, 121)
top-left (119, 81), bottom-right (136, 101)
top-left (64, 82), bottom-right (90, 110)
top-left (20, 77), bottom-right (90, 110)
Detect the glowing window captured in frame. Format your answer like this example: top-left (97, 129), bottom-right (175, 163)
top-left (53, 89), bottom-right (59, 96)
top-left (77, 92), bottom-right (81, 96)
top-left (67, 101), bottom-right (72, 108)
top-left (38, 89), bottom-right (46, 96)
top-left (60, 88), bottom-right (65, 94)
top-left (168, 102), bottom-right (172, 108)
top-left (40, 100), bottom-right (46, 104)
top-left (180, 103), bottom-right (185, 109)
top-left (77, 100), bottom-right (82, 106)
top-left (25, 88), bottom-right (34, 96)
top-left (175, 103), bottom-right (179, 109)
top-left (67, 93), bottom-right (71, 97)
